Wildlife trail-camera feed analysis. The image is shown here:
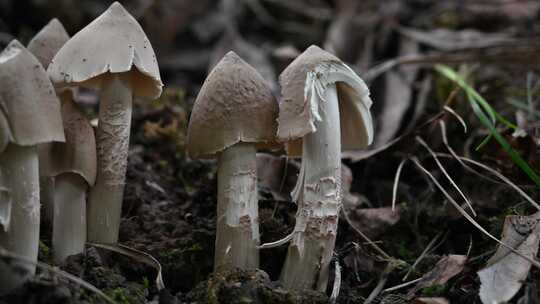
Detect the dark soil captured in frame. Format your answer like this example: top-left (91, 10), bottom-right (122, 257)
top-left (1, 0), bottom-right (540, 303)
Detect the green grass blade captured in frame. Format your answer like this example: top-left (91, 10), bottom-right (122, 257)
top-left (435, 65), bottom-right (540, 187)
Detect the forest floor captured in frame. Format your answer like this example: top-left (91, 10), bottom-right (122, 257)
top-left (1, 1), bottom-right (540, 303)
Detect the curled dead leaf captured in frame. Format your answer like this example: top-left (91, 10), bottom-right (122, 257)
top-left (409, 254), bottom-right (467, 297)
top-left (478, 212), bottom-right (540, 304)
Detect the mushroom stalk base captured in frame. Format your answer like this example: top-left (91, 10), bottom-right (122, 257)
top-left (88, 74), bottom-right (132, 244)
top-left (281, 83), bottom-right (341, 291)
top-left (0, 144), bottom-right (40, 295)
top-left (215, 143), bottom-right (259, 271)
top-left (53, 173), bottom-right (87, 263)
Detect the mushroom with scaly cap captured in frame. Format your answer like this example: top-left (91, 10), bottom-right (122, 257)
top-left (48, 2), bottom-right (163, 244)
top-left (187, 51), bottom-right (278, 271)
top-left (0, 40), bottom-right (64, 294)
top-left (28, 19), bottom-right (97, 263)
top-left (276, 45), bottom-right (374, 291)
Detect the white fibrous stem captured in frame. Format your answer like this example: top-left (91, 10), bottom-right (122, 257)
top-left (281, 82), bottom-right (341, 291)
top-left (0, 144), bottom-right (40, 295)
top-left (53, 173), bottom-right (87, 263)
top-left (88, 74), bottom-right (132, 244)
top-left (215, 143), bottom-right (259, 271)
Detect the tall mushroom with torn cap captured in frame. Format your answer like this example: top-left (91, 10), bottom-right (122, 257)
top-left (27, 18), bottom-right (72, 225)
top-left (0, 40), bottom-right (64, 294)
top-left (48, 2), bottom-right (163, 244)
top-left (28, 19), bottom-right (97, 263)
top-left (187, 51), bottom-right (278, 271)
top-left (276, 45), bottom-right (373, 291)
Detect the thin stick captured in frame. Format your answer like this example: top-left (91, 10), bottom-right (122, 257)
top-left (434, 153), bottom-right (540, 210)
top-left (416, 136), bottom-right (476, 216)
top-left (329, 259), bottom-right (342, 304)
top-left (410, 157), bottom-right (540, 268)
top-left (392, 159), bottom-right (407, 212)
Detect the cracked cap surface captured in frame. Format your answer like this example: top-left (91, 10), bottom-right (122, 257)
top-left (187, 51), bottom-right (279, 159)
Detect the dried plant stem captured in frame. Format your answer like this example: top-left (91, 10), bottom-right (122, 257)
top-left (215, 143), bottom-right (259, 271)
top-left (281, 83), bottom-right (341, 291)
top-left (0, 144), bottom-right (39, 294)
top-left (87, 74), bottom-right (132, 244)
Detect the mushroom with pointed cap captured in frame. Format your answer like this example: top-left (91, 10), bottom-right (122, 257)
top-left (27, 18), bottom-right (71, 225)
top-left (276, 45), bottom-right (373, 291)
top-left (187, 51), bottom-right (278, 271)
top-left (28, 19), bottom-right (97, 263)
top-left (0, 40), bottom-right (64, 294)
top-left (48, 2), bottom-right (163, 244)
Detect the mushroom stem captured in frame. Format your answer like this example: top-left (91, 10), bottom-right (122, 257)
top-left (0, 144), bottom-right (40, 294)
top-left (87, 74), bottom-right (132, 244)
top-left (52, 173), bottom-right (87, 263)
top-left (0, 110), bottom-right (10, 154)
top-left (281, 83), bottom-right (341, 291)
top-left (215, 143), bottom-right (259, 271)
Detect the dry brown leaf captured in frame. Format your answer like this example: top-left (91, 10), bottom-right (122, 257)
top-left (478, 212), bottom-right (540, 304)
top-left (343, 206), bottom-right (401, 239)
top-left (409, 255), bottom-right (467, 296)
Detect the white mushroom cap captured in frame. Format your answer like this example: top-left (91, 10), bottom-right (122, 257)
top-left (27, 18), bottom-right (70, 69)
top-left (47, 2), bottom-right (163, 98)
top-left (277, 45), bottom-right (374, 156)
top-left (0, 40), bottom-right (65, 146)
top-left (187, 51), bottom-right (278, 159)
top-left (28, 18), bottom-right (77, 98)
top-left (39, 93), bottom-right (97, 185)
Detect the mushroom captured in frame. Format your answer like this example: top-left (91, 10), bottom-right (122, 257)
top-left (0, 40), bottom-right (64, 294)
top-left (187, 51), bottom-right (278, 271)
top-left (48, 2), bottom-right (163, 244)
top-left (27, 18), bottom-right (71, 225)
top-left (47, 95), bottom-right (97, 263)
top-left (276, 45), bottom-right (373, 291)
top-left (28, 18), bottom-right (97, 263)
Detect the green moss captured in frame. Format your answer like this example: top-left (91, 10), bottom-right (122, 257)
top-left (38, 240), bottom-right (52, 264)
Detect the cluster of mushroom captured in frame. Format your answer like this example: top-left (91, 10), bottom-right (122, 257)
top-left (0, 0), bottom-right (373, 296)
top-left (187, 46), bottom-right (373, 291)
top-left (0, 2), bottom-right (162, 294)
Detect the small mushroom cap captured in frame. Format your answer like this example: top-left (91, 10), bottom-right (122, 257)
top-left (187, 51), bottom-right (278, 159)
top-left (0, 40), bottom-right (65, 146)
top-left (47, 2), bottom-right (163, 98)
top-left (0, 105), bottom-right (12, 153)
top-left (39, 93), bottom-right (97, 185)
top-left (27, 18), bottom-right (70, 69)
top-left (277, 45), bottom-right (374, 156)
